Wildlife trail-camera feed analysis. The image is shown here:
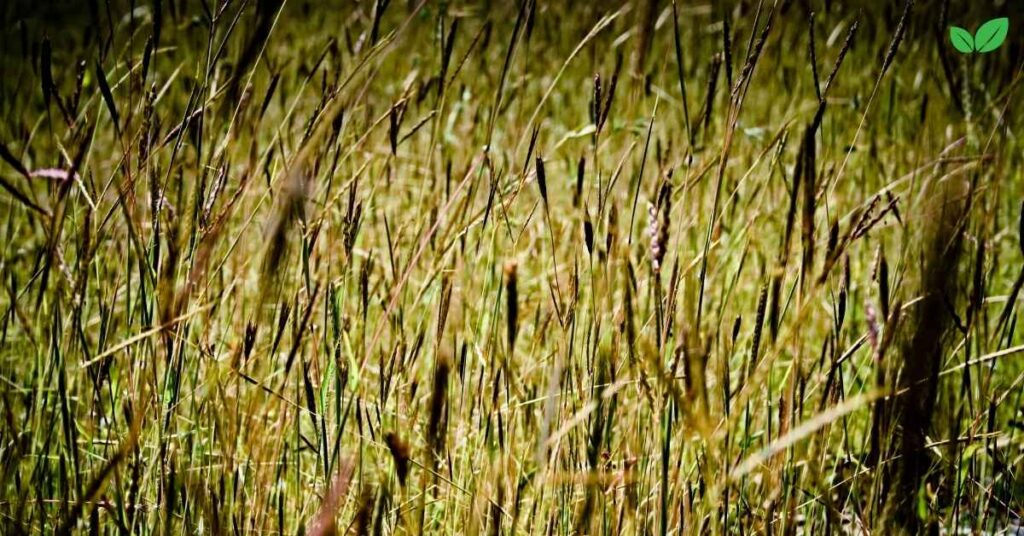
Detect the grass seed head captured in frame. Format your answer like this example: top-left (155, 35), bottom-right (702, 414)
top-left (384, 433), bottom-right (410, 487)
top-left (505, 261), bottom-right (519, 353)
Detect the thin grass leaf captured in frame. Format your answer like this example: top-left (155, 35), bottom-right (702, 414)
top-left (94, 60), bottom-right (120, 133)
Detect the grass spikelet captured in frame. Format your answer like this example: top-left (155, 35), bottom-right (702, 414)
top-left (534, 156), bottom-right (548, 207)
top-left (574, 155), bottom-right (585, 207)
top-left (582, 211), bottom-right (594, 256)
top-left (504, 260), bottom-right (519, 355)
top-left (748, 283), bottom-right (768, 380)
top-left (428, 355), bottom-right (450, 458)
top-left (384, 433), bottom-right (411, 487)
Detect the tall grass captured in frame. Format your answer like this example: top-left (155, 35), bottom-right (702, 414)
top-left (1, 0), bottom-right (1022, 534)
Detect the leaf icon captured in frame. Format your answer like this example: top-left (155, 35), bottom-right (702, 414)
top-left (949, 26), bottom-right (975, 53)
top-left (974, 18), bottom-right (1008, 53)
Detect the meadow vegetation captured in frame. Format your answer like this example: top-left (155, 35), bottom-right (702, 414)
top-left (1, 0), bottom-right (1023, 533)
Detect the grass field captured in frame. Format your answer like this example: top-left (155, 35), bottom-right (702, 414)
top-left (1, 0), bottom-right (1023, 533)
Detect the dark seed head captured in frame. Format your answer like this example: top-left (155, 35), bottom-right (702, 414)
top-left (384, 432), bottom-right (410, 486)
top-left (505, 261), bottom-right (519, 353)
top-left (583, 214), bottom-right (594, 255)
top-left (535, 157), bottom-right (548, 206)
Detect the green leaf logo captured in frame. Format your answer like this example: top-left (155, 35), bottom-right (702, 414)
top-left (975, 18), bottom-right (1009, 53)
top-left (950, 18), bottom-right (1009, 54)
top-left (949, 26), bottom-right (974, 53)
